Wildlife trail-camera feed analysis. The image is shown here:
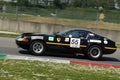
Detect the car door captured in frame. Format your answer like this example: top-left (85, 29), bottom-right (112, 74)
top-left (46, 30), bottom-right (88, 52)
top-left (63, 30), bottom-right (88, 51)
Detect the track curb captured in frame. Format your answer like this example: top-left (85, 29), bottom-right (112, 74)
top-left (70, 60), bottom-right (120, 68)
top-left (1, 54), bottom-right (120, 68)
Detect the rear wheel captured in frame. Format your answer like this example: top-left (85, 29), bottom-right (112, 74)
top-left (87, 45), bottom-right (103, 60)
top-left (30, 41), bottom-right (46, 55)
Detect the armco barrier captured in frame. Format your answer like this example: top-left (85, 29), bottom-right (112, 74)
top-left (0, 19), bottom-right (120, 43)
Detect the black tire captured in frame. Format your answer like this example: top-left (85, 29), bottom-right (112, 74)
top-left (30, 41), bottom-right (46, 56)
top-left (87, 45), bottom-right (103, 60)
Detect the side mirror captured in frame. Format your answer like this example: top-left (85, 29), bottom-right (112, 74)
top-left (68, 35), bottom-right (72, 38)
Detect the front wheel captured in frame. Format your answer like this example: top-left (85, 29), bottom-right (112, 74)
top-left (30, 41), bottom-right (46, 56)
top-left (87, 45), bottom-right (103, 60)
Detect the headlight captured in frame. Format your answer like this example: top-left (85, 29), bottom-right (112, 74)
top-left (21, 38), bottom-right (29, 42)
top-left (16, 36), bottom-right (29, 42)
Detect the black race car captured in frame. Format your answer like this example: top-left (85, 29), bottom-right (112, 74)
top-left (16, 29), bottom-right (117, 60)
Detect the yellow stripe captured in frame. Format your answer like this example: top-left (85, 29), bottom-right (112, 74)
top-left (47, 42), bottom-right (116, 50)
top-left (80, 45), bottom-right (87, 47)
top-left (46, 42), bottom-right (87, 48)
top-left (46, 42), bottom-right (69, 46)
top-left (105, 47), bottom-right (117, 50)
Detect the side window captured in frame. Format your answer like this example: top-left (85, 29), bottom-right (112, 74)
top-left (64, 30), bottom-right (88, 38)
top-left (63, 31), bottom-right (72, 37)
top-left (67, 31), bottom-right (80, 38)
top-left (78, 30), bottom-right (88, 38)
top-left (71, 31), bottom-right (80, 38)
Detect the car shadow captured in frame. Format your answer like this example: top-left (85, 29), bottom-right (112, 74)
top-left (19, 50), bottom-right (120, 62)
top-left (98, 56), bottom-right (120, 62)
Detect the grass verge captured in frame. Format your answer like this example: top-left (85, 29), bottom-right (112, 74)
top-left (0, 59), bottom-right (120, 80)
top-left (1, 12), bottom-right (120, 31)
top-left (0, 33), bottom-right (19, 38)
top-left (20, 16), bottom-right (120, 31)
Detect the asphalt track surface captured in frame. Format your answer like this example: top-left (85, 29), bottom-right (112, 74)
top-left (0, 37), bottom-right (120, 66)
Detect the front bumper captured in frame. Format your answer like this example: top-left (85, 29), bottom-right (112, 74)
top-left (16, 37), bottom-right (30, 49)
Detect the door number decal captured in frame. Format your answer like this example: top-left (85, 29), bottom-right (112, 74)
top-left (70, 38), bottom-right (80, 48)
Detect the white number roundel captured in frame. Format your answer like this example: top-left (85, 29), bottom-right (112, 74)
top-left (70, 38), bottom-right (80, 48)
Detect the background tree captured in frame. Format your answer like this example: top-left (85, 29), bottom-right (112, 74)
top-left (17, 0), bottom-right (30, 6)
top-left (0, 0), bottom-right (119, 10)
top-left (53, 0), bottom-right (66, 9)
top-left (73, 0), bottom-right (82, 7)
top-left (53, 0), bottom-right (61, 8)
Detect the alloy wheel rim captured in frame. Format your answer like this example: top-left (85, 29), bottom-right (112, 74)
top-left (33, 42), bottom-right (43, 54)
top-left (90, 47), bottom-right (101, 58)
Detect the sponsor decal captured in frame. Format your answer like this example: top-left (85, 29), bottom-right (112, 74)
top-left (48, 37), bottom-right (54, 41)
top-left (31, 36), bottom-right (43, 40)
top-left (89, 39), bottom-right (101, 43)
top-left (57, 37), bottom-right (61, 42)
top-left (65, 38), bottom-right (69, 42)
top-left (70, 38), bottom-right (80, 48)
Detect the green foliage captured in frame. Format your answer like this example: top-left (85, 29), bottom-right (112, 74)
top-left (53, 0), bottom-right (66, 9)
top-left (72, 0), bottom-right (116, 9)
top-left (0, 0), bottom-right (119, 10)
top-left (17, 0), bottom-right (30, 6)
top-left (53, 0), bottom-right (61, 8)
top-left (0, 1), bottom-right (4, 5)
top-left (73, 0), bottom-right (82, 7)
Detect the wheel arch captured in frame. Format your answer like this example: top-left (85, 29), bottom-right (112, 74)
top-left (87, 43), bottom-right (103, 51)
top-left (29, 39), bottom-right (46, 50)
top-left (30, 39), bottom-right (46, 45)
top-left (84, 43), bottom-right (103, 55)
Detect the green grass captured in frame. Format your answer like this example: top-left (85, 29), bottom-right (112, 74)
top-left (0, 59), bottom-right (120, 80)
top-left (0, 33), bottom-right (19, 38)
